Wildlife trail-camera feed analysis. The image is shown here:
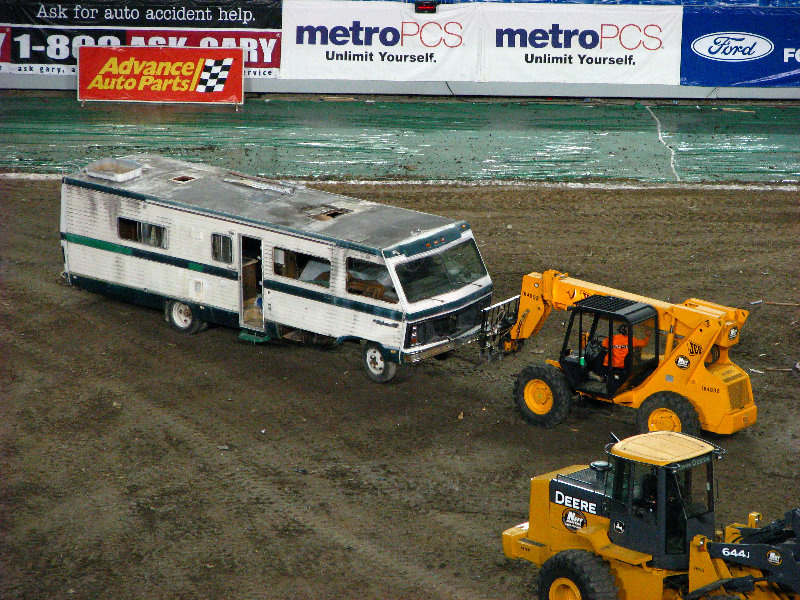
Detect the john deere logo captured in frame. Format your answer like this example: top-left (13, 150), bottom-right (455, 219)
top-left (562, 508), bottom-right (587, 531)
top-left (676, 355), bottom-right (690, 369)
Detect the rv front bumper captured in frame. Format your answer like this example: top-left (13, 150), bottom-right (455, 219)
top-left (400, 325), bottom-right (481, 364)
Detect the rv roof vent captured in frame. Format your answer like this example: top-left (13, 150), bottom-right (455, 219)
top-left (171, 174), bottom-right (196, 184)
top-left (306, 206), bottom-right (353, 221)
top-left (224, 176), bottom-right (293, 195)
top-left (84, 158), bottom-right (142, 182)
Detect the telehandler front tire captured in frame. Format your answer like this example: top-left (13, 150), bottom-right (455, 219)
top-left (636, 391), bottom-right (701, 436)
top-left (537, 549), bottom-right (618, 600)
top-left (513, 364), bottom-right (572, 428)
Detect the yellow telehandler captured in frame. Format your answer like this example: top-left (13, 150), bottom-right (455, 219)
top-left (480, 270), bottom-right (755, 435)
top-left (502, 431), bottom-right (800, 600)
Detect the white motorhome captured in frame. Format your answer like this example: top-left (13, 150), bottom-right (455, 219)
top-left (60, 155), bottom-right (493, 382)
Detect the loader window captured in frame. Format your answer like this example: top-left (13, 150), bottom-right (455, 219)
top-left (605, 456), bottom-right (632, 511)
top-left (670, 460), bottom-right (713, 519)
top-left (273, 248), bottom-right (331, 288)
top-left (631, 463), bottom-right (659, 523)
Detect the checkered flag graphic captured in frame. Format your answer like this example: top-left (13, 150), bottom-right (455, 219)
top-left (195, 58), bottom-right (234, 93)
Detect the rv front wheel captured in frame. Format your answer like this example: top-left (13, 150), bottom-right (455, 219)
top-left (362, 342), bottom-right (398, 383)
top-left (166, 300), bottom-right (204, 335)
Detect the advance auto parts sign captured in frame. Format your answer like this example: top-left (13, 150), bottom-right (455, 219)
top-left (281, 0), bottom-right (479, 81)
top-left (78, 46), bottom-right (243, 103)
top-left (481, 4), bottom-right (682, 85)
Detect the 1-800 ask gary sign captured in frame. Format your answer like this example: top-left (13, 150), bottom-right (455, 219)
top-left (78, 46), bottom-right (243, 104)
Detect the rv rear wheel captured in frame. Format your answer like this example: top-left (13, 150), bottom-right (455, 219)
top-left (166, 300), bottom-right (204, 335)
top-left (362, 342), bottom-right (398, 383)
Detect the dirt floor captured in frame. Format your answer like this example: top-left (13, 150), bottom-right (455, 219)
top-left (1, 178), bottom-right (798, 600)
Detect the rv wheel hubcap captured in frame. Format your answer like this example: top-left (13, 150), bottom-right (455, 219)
top-left (172, 303), bottom-right (193, 328)
top-left (366, 347), bottom-right (384, 374)
top-left (524, 379), bottom-right (554, 415)
top-left (549, 577), bottom-right (581, 600)
top-left (648, 408), bottom-right (681, 432)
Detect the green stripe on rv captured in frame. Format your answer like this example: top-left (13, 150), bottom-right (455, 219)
top-left (61, 232), bottom-right (238, 280)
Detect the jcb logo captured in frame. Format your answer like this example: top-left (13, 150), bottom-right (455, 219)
top-left (688, 341), bottom-right (702, 356)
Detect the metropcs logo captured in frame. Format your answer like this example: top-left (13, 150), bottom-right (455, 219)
top-left (295, 20), bottom-right (464, 48)
top-left (495, 23), bottom-right (664, 51)
top-left (691, 32), bottom-right (774, 62)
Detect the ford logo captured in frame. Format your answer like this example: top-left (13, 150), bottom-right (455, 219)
top-left (691, 32), bottom-right (773, 62)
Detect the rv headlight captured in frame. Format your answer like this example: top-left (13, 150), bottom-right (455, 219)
top-left (410, 324), bottom-right (419, 346)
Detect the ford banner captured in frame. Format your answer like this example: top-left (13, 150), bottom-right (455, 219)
top-left (681, 7), bottom-right (800, 87)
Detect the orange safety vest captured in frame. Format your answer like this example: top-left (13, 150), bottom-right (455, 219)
top-left (602, 333), bottom-right (648, 368)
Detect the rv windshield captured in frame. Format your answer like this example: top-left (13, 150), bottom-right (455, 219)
top-left (394, 239), bottom-right (487, 303)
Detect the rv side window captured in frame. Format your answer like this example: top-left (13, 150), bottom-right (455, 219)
top-left (346, 257), bottom-right (398, 303)
top-left (212, 234), bottom-right (233, 264)
top-left (273, 247), bottom-right (331, 288)
top-left (118, 217), bottom-right (167, 249)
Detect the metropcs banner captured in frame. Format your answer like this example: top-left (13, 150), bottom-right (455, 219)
top-left (281, 0), bottom-right (683, 85)
top-left (483, 4), bottom-right (682, 85)
top-left (281, 0), bottom-right (479, 81)
top-left (78, 46), bottom-right (243, 103)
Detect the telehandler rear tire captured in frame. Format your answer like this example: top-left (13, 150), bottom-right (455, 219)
top-left (537, 549), bottom-right (618, 600)
top-left (636, 391), bottom-right (701, 436)
top-left (513, 364), bottom-right (572, 428)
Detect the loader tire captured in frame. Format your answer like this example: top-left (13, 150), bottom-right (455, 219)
top-left (637, 391), bottom-right (701, 436)
top-left (514, 364), bottom-right (572, 428)
top-left (537, 549), bottom-right (618, 600)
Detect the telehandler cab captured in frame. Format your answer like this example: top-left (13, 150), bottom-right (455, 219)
top-left (480, 270), bottom-right (755, 435)
top-left (502, 431), bottom-right (800, 600)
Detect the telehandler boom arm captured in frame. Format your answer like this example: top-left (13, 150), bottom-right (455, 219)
top-left (487, 269), bottom-right (748, 358)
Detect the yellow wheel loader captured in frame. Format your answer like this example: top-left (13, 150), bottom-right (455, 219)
top-left (502, 431), bottom-right (800, 600)
top-left (480, 270), bottom-right (755, 435)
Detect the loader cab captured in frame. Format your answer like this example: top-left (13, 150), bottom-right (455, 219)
top-left (603, 432), bottom-right (722, 570)
top-left (560, 295), bottom-right (659, 399)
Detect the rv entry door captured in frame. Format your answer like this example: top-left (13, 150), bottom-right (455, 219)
top-left (240, 235), bottom-right (264, 331)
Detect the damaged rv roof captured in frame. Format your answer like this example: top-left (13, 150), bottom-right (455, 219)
top-left (64, 154), bottom-right (465, 254)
